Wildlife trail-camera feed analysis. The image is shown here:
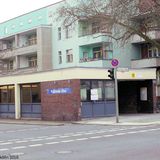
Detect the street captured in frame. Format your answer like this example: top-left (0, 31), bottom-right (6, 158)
top-left (0, 123), bottom-right (159, 160)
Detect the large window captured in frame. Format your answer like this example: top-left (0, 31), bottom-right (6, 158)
top-left (58, 27), bottom-right (61, 40)
top-left (104, 81), bottom-right (115, 100)
top-left (28, 56), bottom-right (37, 67)
top-left (80, 80), bottom-right (115, 101)
top-left (0, 85), bottom-right (15, 103)
top-left (66, 49), bottom-right (73, 63)
top-left (65, 25), bottom-right (72, 38)
top-left (21, 84), bottom-right (40, 103)
top-left (58, 51), bottom-right (62, 64)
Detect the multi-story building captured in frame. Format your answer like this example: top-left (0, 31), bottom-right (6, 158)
top-left (0, 0), bottom-right (157, 121)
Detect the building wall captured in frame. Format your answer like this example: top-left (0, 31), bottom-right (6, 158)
top-left (0, 8), bottom-right (48, 38)
top-left (41, 79), bottom-right (81, 121)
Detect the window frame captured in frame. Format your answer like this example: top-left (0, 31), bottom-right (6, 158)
top-left (66, 49), bottom-right (73, 63)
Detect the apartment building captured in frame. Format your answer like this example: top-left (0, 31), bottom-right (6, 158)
top-left (0, 0), bottom-right (157, 121)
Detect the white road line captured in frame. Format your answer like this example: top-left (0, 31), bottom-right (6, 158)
top-left (45, 137), bottom-right (56, 140)
top-left (29, 144), bottom-right (43, 147)
top-left (72, 134), bottom-right (82, 137)
top-left (30, 139), bottom-right (43, 142)
top-left (115, 133), bottom-right (126, 136)
top-left (12, 146), bottom-right (27, 150)
top-left (0, 148), bottom-right (9, 151)
top-left (90, 136), bottom-right (102, 139)
top-left (0, 142), bottom-right (13, 145)
top-left (76, 138), bottom-right (89, 141)
top-left (61, 140), bottom-right (74, 143)
top-left (15, 140), bottom-right (28, 143)
top-left (103, 135), bottom-right (114, 138)
top-left (46, 142), bottom-right (60, 145)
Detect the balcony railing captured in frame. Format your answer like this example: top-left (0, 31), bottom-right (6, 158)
top-left (0, 66), bottom-right (38, 76)
top-left (131, 57), bottom-right (160, 68)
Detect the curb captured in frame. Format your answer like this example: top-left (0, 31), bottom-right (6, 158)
top-left (0, 119), bottom-right (65, 126)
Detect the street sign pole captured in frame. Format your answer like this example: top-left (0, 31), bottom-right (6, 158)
top-left (111, 59), bottom-right (119, 123)
top-left (114, 67), bottom-right (119, 123)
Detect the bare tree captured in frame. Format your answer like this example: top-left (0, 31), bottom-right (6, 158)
top-left (57, 0), bottom-right (160, 49)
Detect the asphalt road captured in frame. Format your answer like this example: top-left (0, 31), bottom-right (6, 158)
top-left (0, 123), bottom-right (159, 160)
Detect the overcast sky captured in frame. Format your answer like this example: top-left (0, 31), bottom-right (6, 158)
top-left (0, 0), bottom-right (62, 23)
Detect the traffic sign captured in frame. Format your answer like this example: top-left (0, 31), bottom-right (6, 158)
top-left (111, 59), bottom-right (119, 67)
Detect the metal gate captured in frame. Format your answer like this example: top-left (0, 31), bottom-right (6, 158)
top-left (81, 101), bottom-right (116, 118)
top-left (21, 104), bottom-right (41, 118)
top-left (0, 104), bottom-right (15, 118)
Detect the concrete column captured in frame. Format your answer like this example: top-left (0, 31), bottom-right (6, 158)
top-left (15, 56), bottom-right (20, 69)
top-left (15, 83), bottom-right (21, 119)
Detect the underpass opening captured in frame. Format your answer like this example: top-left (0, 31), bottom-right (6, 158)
top-left (118, 80), bottom-right (153, 114)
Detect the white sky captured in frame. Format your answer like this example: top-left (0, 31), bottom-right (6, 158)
top-left (0, 0), bottom-right (62, 23)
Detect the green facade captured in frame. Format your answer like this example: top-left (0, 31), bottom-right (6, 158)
top-left (0, 7), bottom-right (48, 37)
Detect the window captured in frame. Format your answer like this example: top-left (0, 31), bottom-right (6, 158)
top-left (65, 25), bottom-right (72, 38)
top-left (93, 47), bottom-right (102, 59)
top-left (148, 45), bottom-right (160, 58)
top-left (58, 27), bottom-right (61, 40)
top-left (80, 80), bottom-right (115, 101)
top-left (21, 84), bottom-right (40, 103)
top-left (28, 56), bottom-right (37, 67)
top-left (66, 49), bottom-right (73, 63)
top-left (0, 85), bottom-right (15, 103)
top-left (104, 81), bottom-right (115, 100)
top-left (92, 22), bottom-right (100, 34)
top-left (58, 51), bottom-right (62, 64)
top-left (8, 60), bottom-right (14, 70)
top-left (91, 81), bottom-right (103, 100)
top-left (80, 81), bottom-right (91, 101)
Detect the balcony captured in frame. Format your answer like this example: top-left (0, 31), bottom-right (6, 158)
top-left (131, 58), bottom-right (160, 68)
top-left (0, 44), bottom-right (37, 59)
top-left (0, 66), bottom-right (38, 76)
top-left (131, 30), bottom-right (160, 44)
top-left (78, 32), bottom-right (112, 46)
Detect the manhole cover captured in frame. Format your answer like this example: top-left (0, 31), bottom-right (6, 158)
top-left (56, 150), bottom-right (73, 154)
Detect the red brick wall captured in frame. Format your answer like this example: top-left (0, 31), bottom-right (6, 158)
top-left (41, 79), bottom-right (81, 121)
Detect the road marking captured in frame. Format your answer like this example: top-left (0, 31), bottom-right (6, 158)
top-left (46, 142), bottom-right (60, 145)
top-left (115, 133), bottom-right (126, 136)
top-left (30, 139), bottom-right (43, 142)
top-left (72, 134), bottom-right (82, 137)
top-left (0, 148), bottom-right (9, 151)
top-left (10, 152), bottom-right (24, 156)
top-left (12, 146), bottom-right (27, 150)
top-left (29, 144), bottom-right (43, 147)
top-left (15, 140), bottom-right (28, 143)
top-left (0, 142), bottom-right (13, 145)
top-left (61, 140), bottom-right (74, 143)
top-left (76, 138), bottom-right (89, 141)
top-left (45, 137), bottom-right (56, 140)
top-left (103, 135), bottom-right (114, 138)
top-left (90, 136), bottom-right (102, 139)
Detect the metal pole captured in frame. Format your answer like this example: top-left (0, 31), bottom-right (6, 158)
top-left (114, 68), bottom-right (119, 123)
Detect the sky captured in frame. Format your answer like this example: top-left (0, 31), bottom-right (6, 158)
top-left (0, 0), bottom-right (62, 23)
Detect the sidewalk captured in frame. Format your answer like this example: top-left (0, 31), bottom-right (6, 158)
top-left (0, 114), bottom-right (160, 126)
top-left (74, 113), bottom-right (160, 126)
top-left (0, 118), bottom-right (65, 126)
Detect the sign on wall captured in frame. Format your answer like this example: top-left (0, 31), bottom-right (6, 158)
top-left (91, 89), bottom-right (99, 100)
top-left (47, 88), bottom-right (72, 95)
